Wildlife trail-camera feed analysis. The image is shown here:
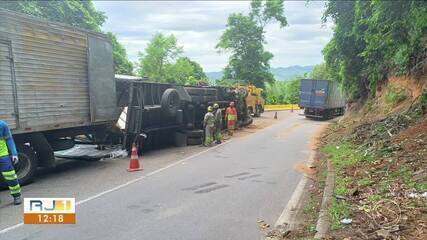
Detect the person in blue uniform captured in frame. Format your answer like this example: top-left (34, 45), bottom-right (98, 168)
top-left (0, 120), bottom-right (22, 205)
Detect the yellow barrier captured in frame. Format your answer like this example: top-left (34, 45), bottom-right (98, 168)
top-left (264, 104), bottom-right (300, 111)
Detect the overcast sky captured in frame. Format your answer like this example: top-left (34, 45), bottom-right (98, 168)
top-left (94, 1), bottom-right (333, 72)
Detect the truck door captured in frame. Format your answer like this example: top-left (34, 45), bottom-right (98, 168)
top-left (0, 40), bottom-right (18, 129)
top-left (300, 79), bottom-right (313, 107)
top-left (87, 35), bottom-right (118, 123)
top-left (313, 80), bottom-right (328, 107)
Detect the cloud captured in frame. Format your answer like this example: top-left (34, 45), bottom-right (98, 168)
top-left (94, 1), bottom-right (332, 72)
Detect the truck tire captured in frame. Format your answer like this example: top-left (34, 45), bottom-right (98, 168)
top-left (187, 137), bottom-right (202, 145)
top-left (161, 88), bottom-right (181, 117)
top-left (15, 144), bottom-right (38, 186)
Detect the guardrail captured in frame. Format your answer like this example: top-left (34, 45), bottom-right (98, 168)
top-left (264, 104), bottom-right (300, 111)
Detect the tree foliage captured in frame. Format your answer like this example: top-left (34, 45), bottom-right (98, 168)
top-left (107, 32), bottom-right (133, 75)
top-left (138, 33), bottom-right (183, 81)
top-left (310, 63), bottom-right (330, 80)
top-left (323, 0), bottom-right (427, 100)
top-left (265, 77), bottom-right (301, 104)
top-left (0, 0), bottom-right (106, 31)
top-left (165, 57), bottom-right (208, 85)
top-left (217, 0), bottom-right (288, 88)
top-left (1, 0), bottom-right (134, 75)
top-left (138, 33), bottom-right (208, 85)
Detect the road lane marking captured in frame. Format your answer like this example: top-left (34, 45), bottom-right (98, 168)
top-left (0, 140), bottom-right (233, 235)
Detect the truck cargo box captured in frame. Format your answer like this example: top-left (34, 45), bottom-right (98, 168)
top-left (0, 8), bottom-right (117, 134)
top-left (299, 79), bottom-right (345, 119)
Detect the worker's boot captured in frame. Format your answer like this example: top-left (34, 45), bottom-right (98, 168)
top-left (13, 194), bottom-right (22, 205)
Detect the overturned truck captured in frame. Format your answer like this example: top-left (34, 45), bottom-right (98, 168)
top-left (115, 75), bottom-right (252, 151)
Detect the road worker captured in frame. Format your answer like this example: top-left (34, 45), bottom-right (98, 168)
top-left (213, 103), bottom-right (222, 144)
top-left (0, 120), bottom-right (22, 205)
top-left (225, 101), bottom-right (238, 136)
top-left (203, 106), bottom-right (215, 147)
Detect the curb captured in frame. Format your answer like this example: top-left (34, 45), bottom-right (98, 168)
top-left (266, 152), bottom-right (317, 239)
top-left (314, 159), bottom-right (335, 239)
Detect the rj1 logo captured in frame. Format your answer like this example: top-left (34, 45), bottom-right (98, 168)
top-left (24, 198), bottom-right (75, 213)
top-left (30, 199), bottom-right (72, 211)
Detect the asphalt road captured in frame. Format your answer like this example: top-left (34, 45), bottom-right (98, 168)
top-left (0, 111), bottom-right (328, 240)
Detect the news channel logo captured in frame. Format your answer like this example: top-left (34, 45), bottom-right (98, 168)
top-left (24, 198), bottom-right (76, 224)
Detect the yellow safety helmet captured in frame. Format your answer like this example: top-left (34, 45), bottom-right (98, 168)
top-left (207, 106), bottom-right (213, 112)
top-left (213, 103), bottom-right (219, 109)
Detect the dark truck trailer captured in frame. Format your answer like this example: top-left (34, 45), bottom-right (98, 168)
top-left (299, 79), bottom-right (345, 119)
top-left (0, 9), bottom-right (117, 185)
top-left (115, 76), bottom-right (252, 151)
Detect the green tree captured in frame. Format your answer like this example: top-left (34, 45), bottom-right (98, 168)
top-left (310, 63), bottom-right (330, 80)
top-left (184, 57), bottom-right (208, 81)
top-left (107, 32), bottom-right (133, 75)
top-left (0, 0), bottom-right (106, 31)
top-left (164, 57), bottom-right (209, 85)
top-left (322, 0), bottom-right (427, 100)
top-left (217, 0), bottom-right (288, 88)
top-left (138, 34), bottom-right (208, 85)
top-left (264, 77), bottom-right (301, 104)
top-left (138, 33), bottom-right (183, 81)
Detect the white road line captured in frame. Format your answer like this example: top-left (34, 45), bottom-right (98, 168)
top-left (0, 140), bottom-right (232, 235)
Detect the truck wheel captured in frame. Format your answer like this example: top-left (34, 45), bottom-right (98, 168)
top-left (15, 144), bottom-right (38, 186)
top-left (161, 88), bottom-right (181, 117)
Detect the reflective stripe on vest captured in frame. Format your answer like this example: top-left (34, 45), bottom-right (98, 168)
top-left (0, 139), bottom-right (9, 157)
top-left (227, 114), bottom-right (237, 121)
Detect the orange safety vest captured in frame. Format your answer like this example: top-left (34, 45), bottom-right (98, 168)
top-left (226, 107), bottom-right (237, 121)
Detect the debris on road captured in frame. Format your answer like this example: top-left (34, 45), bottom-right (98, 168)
top-left (55, 144), bottom-right (127, 161)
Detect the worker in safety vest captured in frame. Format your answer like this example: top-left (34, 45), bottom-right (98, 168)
top-left (0, 120), bottom-right (22, 205)
top-left (203, 106), bottom-right (215, 147)
top-left (213, 103), bottom-right (222, 144)
top-left (225, 101), bottom-right (238, 136)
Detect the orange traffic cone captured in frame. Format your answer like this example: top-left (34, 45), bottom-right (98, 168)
top-left (127, 143), bottom-right (143, 172)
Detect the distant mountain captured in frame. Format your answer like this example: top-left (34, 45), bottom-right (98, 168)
top-left (270, 65), bottom-right (314, 81)
top-left (206, 71), bottom-right (223, 81)
top-left (206, 65), bottom-right (314, 81)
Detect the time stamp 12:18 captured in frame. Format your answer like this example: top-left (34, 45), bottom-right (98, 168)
top-left (24, 198), bottom-right (76, 224)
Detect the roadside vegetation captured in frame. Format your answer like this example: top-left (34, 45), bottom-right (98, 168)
top-left (264, 78), bottom-right (300, 104)
top-left (318, 87), bottom-right (427, 239)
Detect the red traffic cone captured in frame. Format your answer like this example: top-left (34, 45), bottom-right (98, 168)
top-left (127, 143), bottom-right (143, 172)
